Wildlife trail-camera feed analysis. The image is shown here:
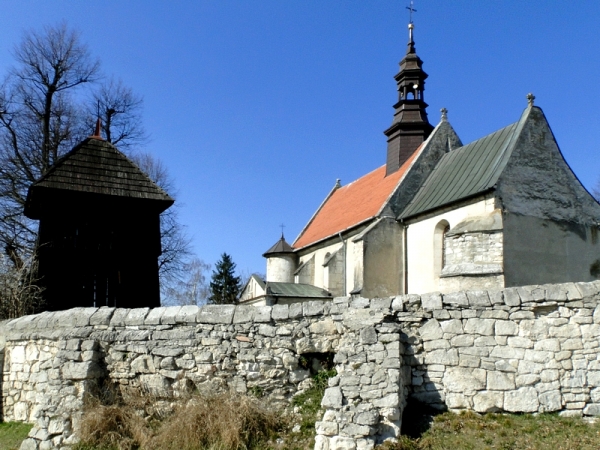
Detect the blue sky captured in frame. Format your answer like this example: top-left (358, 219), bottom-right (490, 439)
top-left (1, 1), bottom-right (599, 276)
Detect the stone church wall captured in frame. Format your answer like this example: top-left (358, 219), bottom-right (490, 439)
top-left (2, 280), bottom-right (600, 450)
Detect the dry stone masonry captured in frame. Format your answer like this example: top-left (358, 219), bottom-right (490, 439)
top-left (2, 281), bottom-right (600, 450)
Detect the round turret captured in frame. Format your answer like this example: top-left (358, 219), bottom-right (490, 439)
top-left (263, 235), bottom-right (297, 283)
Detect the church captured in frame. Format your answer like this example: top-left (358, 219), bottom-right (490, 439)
top-left (239, 21), bottom-right (600, 304)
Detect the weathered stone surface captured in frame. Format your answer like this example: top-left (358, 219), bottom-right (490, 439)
top-left (473, 391), bottom-right (504, 413)
top-left (421, 292), bottom-right (442, 311)
top-left (466, 291), bottom-right (491, 307)
top-left (197, 305), bottom-right (235, 324)
top-left (419, 319), bottom-right (443, 341)
top-left (233, 305), bottom-right (255, 323)
top-left (342, 309), bottom-right (384, 331)
top-left (175, 305), bottom-right (200, 323)
top-left (504, 387), bottom-right (539, 412)
top-left (322, 387), bottom-right (343, 408)
top-left (272, 304), bottom-right (289, 320)
top-left (125, 308), bottom-right (149, 326)
top-left (464, 318), bottom-right (495, 336)
top-left (442, 291), bottom-right (469, 307)
top-left (62, 361), bottom-right (104, 380)
top-left (444, 367), bottom-right (486, 393)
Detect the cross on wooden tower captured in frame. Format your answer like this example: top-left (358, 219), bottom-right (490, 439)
top-left (406, 0), bottom-right (417, 24)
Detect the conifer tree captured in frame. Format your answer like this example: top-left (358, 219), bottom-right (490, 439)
top-left (208, 253), bottom-right (241, 304)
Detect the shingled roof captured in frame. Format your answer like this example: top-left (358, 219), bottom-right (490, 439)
top-left (293, 145), bottom-right (421, 249)
top-left (25, 137), bottom-right (173, 216)
top-left (263, 235), bottom-right (295, 257)
top-left (400, 121), bottom-right (520, 219)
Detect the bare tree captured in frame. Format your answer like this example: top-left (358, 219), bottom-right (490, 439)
top-left (161, 257), bottom-right (211, 306)
top-left (0, 253), bottom-right (44, 319)
top-left (129, 153), bottom-right (195, 301)
top-left (87, 77), bottom-right (147, 150)
top-left (0, 23), bottom-right (99, 266)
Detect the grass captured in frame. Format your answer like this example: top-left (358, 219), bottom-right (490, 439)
top-left (0, 422), bottom-right (33, 450)
top-left (73, 369), bottom-right (337, 450)
top-left (380, 410), bottom-right (600, 450)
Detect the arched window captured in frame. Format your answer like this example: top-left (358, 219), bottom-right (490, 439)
top-left (433, 220), bottom-right (450, 278)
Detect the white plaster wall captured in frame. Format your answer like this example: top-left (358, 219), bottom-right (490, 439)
top-left (406, 196), bottom-right (497, 294)
top-left (266, 255), bottom-right (296, 283)
top-left (297, 239), bottom-right (361, 296)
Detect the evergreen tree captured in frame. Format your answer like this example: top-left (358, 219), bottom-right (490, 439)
top-left (208, 253), bottom-right (241, 304)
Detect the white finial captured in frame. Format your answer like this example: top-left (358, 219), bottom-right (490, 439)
top-left (335, 178), bottom-right (341, 188)
top-left (527, 93), bottom-right (535, 107)
top-left (440, 108), bottom-right (448, 121)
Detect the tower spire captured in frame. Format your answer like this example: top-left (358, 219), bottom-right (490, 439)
top-left (383, 3), bottom-right (433, 176)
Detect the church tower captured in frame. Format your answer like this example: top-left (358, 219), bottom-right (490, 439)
top-left (384, 21), bottom-right (434, 176)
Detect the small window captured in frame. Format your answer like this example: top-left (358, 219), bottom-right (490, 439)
top-left (434, 220), bottom-right (450, 278)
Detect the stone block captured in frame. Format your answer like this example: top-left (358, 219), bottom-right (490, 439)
top-left (272, 304), bottom-right (289, 320)
top-left (421, 292), bottom-right (442, 311)
top-left (425, 349), bottom-right (459, 365)
top-left (391, 296), bottom-right (404, 311)
top-left (330, 436), bottom-right (357, 450)
top-left (124, 308), bottom-right (149, 326)
top-left (373, 393), bottom-right (400, 408)
top-left (144, 307), bottom-right (165, 325)
top-left (444, 367), bottom-right (486, 393)
top-left (351, 297), bottom-right (370, 309)
top-left (343, 309), bottom-right (384, 331)
top-left (487, 372), bottom-right (515, 390)
top-left (539, 390), bottom-right (562, 412)
top-left (503, 288), bottom-right (521, 306)
top-left (62, 361), bottom-right (104, 380)
top-left (359, 326), bottom-right (377, 344)
top-left (69, 307), bottom-right (98, 327)
top-left (504, 387), bottom-right (539, 412)
top-left (473, 391), bottom-right (504, 413)
top-left (495, 320), bottom-right (518, 336)
top-left (233, 305), bottom-right (255, 323)
top-left (304, 301), bottom-right (327, 316)
top-left (322, 387), bottom-right (343, 408)
top-left (109, 308), bottom-right (131, 327)
top-left (355, 410), bottom-right (379, 426)
top-left (289, 302), bottom-right (303, 319)
top-left (253, 306), bottom-right (272, 322)
top-left (440, 319), bottom-right (463, 334)
top-left (315, 435), bottom-right (330, 450)
top-left (464, 318), bottom-right (495, 336)
top-left (370, 298), bottom-right (392, 310)
top-left (160, 306), bottom-right (181, 324)
top-left (197, 305), bottom-right (235, 324)
top-left (442, 291), bottom-right (468, 307)
top-left (576, 282), bottom-right (598, 298)
top-left (419, 319), bottom-right (443, 341)
top-left (175, 305), bottom-right (199, 323)
top-left (316, 421), bottom-right (338, 436)
top-left (466, 290), bottom-right (491, 307)
top-left (310, 318), bottom-right (338, 335)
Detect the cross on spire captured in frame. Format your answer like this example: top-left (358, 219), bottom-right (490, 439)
top-left (279, 223), bottom-right (286, 238)
top-left (406, 1), bottom-right (417, 24)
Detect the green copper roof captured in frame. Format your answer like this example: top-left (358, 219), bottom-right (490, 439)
top-left (266, 282), bottom-right (332, 298)
top-left (400, 121), bottom-right (519, 219)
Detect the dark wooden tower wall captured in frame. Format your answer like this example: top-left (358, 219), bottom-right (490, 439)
top-left (25, 136), bottom-right (173, 311)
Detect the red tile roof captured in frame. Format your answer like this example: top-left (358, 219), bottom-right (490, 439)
top-left (294, 148), bottom-right (420, 249)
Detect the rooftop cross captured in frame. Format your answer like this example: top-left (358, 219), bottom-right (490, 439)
top-left (527, 93), bottom-right (535, 107)
top-left (279, 223), bottom-right (286, 238)
top-left (406, 0), bottom-right (417, 24)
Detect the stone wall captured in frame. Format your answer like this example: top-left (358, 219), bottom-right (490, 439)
top-left (1, 302), bottom-right (401, 450)
top-left (401, 281), bottom-right (600, 417)
top-left (2, 280), bottom-right (600, 450)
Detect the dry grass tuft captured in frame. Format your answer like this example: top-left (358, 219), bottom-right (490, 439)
top-left (75, 388), bottom-right (285, 450)
top-left (148, 391), bottom-right (284, 450)
top-left (75, 403), bottom-right (149, 450)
